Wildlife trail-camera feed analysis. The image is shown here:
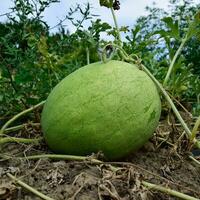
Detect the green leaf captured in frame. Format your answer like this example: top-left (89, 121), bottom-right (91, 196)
top-left (153, 30), bottom-right (168, 38)
top-left (131, 25), bottom-right (141, 39)
top-left (119, 26), bottom-right (129, 33)
top-left (153, 30), bottom-right (171, 51)
top-left (187, 11), bottom-right (200, 40)
top-left (37, 36), bottom-right (49, 56)
top-left (0, 95), bottom-right (3, 102)
top-left (162, 17), bottom-right (180, 40)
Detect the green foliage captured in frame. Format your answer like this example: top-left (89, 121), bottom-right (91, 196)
top-left (0, 1), bottom-right (109, 119)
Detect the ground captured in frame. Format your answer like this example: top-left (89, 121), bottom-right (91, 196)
top-left (0, 115), bottom-right (200, 200)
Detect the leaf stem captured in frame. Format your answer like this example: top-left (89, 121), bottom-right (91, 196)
top-left (19, 153), bottom-right (102, 164)
top-left (163, 37), bottom-right (187, 86)
top-left (189, 155), bottom-right (200, 166)
top-left (142, 181), bottom-right (199, 200)
top-left (86, 47), bottom-right (90, 65)
top-left (0, 136), bottom-right (42, 145)
top-left (4, 123), bottom-right (40, 134)
top-left (191, 116), bottom-right (200, 141)
top-left (7, 173), bottom-right (55, 200)
top-left (0, 101), bottom-right (45, 135)
top-left (110, 7), bottom-right (122, 46)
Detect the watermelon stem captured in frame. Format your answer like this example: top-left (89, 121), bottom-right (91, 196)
top-left (19, 154), bottom-right (103, 163)
top-left (142, 181), bottom-right (199, 200)
top-left (163, 37), bottom-right (187, 86)
top-left (109, 4), bottom-right (122, 47)
top-left (7, 173), bottom-right (55, 200)
top-left (102, 43), bottom-right (130, 63)
top-left (189, 155), bottom-right (200, 166)
top-left (86, 47), bottom-right (90, 65)
top-left (2, 153), bottom-right (118, 172)
top-left (4, 123), bottom-right (40, 134)
top-left (190, 116), bottom-right (200, 142)
top-left (0, 101), bottom-right (45, 135)
top-left (0, 136), bottom-right (42, 145)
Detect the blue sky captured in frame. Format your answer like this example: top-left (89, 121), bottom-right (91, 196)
top-left (0, 0), bottom-right (199, 33)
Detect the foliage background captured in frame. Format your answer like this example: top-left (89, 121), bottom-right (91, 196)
top-left (0, 0), bottom-right (199, 123)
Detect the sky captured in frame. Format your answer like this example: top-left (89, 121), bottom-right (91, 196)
top-left (0, 0), bottom-right (199, 33)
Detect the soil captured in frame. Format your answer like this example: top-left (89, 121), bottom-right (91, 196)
top-left (0, 117), bottom-right (200, 200)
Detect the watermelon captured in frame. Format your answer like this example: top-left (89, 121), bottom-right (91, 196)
top-left (41, 60), bottom-right (161, 160)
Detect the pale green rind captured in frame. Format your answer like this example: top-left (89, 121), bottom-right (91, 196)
top-left (41, 60), bottom-right (161, 160)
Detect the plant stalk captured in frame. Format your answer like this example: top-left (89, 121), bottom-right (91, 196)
top-left (163, 37), bottom-right (187, 86)
top-left (142, 181), bottom-right (199, 200)
top-left (110, 7), bottom-right (122, 47)
top-left (7, 173), bottom-right (55, 200)
top-left (19, 153), bottom-right (102, 164)
top-left (18, 153), bottom-right (120, 170)
top-left (0, 137), bottom-right (42, 145)
top-left (4, 124), bottom-right (27, 133)
top-left (0, 101), bottom-right (45, 135)
top-left (191, 116), bottom-right (200, 141)
top-left (86, 47), bottom-right (90, 65)
top-left (5, 123), bottom-right (40, 134)
top-left (189, 155), bottom-right (200, 166)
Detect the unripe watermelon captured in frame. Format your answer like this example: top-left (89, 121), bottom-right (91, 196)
top-left (41, 60), bottom-right (161, 160)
